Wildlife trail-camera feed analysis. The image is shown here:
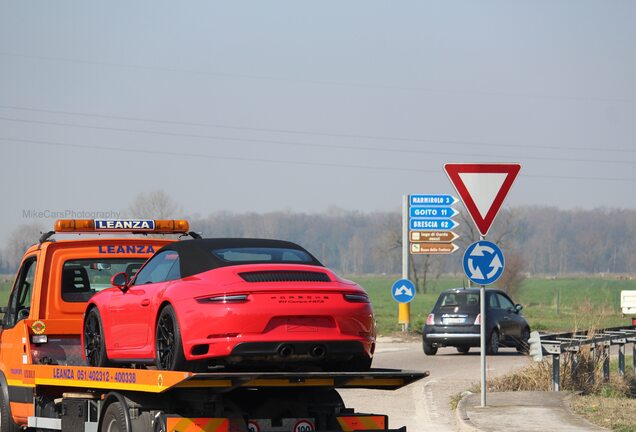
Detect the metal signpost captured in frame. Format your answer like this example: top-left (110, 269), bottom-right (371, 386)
top-left (444, 163), bottom-right (521, 408)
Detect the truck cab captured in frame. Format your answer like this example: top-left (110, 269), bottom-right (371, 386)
top-left (0, 219), bottom-right (189, 426)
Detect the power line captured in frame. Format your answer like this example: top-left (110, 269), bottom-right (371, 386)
top-left (0, 116), bottom-right (634, 166)
top-left (2, 137), bottom-right (634, 183)
top-left (2, 51), bottom-right (636, 105)
top-left (0, 103), bottom-right (635, 155)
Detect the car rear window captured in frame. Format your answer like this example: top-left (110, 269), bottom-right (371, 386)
top-left (435, 292), bottom-right (480, 310)
top-left (211, 247), bottom-right (313, 264)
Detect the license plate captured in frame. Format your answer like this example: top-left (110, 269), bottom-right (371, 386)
top-left (443, 317), bottom-right (466, 324)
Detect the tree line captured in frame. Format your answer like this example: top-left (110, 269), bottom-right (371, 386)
top-left (2, 191), bottom-right (634, 285)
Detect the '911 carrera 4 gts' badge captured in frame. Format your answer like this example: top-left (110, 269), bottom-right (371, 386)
top-left (31, 321), bottom-right (46, 335)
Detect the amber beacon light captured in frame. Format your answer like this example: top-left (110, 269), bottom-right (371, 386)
top-left (54, 219), bottom-right (190, 234)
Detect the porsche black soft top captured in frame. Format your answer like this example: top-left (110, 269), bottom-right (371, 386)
top-left (156, 238), bottom-right (323, 278)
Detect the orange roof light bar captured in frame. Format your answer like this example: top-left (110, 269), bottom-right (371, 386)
top-left (54, 219), bottom-right (190, 234)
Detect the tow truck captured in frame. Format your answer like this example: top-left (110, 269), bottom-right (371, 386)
top-left (0, 219), bottom-right (428, 432)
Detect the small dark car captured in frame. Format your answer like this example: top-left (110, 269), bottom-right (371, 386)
top-left (422, 288), bottom-right (530, 355)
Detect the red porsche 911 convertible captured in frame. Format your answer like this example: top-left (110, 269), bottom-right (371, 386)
top-left (82, 238), bottom-right (375, 371)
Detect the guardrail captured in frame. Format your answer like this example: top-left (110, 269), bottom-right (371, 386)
top-left (539, 325), bottom-right (636, 391)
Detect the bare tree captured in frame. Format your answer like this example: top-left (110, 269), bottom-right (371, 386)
top-left (128, 190), bottom-right (181, 219)
top-left (3, 222), bottom-right (44, 272)
top-left (495, 249), bottom-right (526, 298)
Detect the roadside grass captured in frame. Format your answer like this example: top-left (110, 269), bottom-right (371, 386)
top-left (471, 345), bottom-right (636, 431)
top-left (0, 274), bottom-right (632, 334)
top-left (348, 275), bottom-right (633, 335)
top-left (569, 395), bottom-right (636, 432)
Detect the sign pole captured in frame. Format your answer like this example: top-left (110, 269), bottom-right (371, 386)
top-left (400, 194), bottom-right (410, 331)
top-left (480, 234), bottom-right (487, 407)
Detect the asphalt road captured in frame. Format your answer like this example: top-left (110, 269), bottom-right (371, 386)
top-left (339, 336), bottom-right (531, 431)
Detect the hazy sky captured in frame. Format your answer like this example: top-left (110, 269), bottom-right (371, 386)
top-left (1, 1), bottom-right (635, 244)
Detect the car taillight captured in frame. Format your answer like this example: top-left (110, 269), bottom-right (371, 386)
top-left (344, 293), bottom-right (370, 303)
top-left (196, 294), bottom-right (249, 304)
top-left (474, 314), bottom-right (481, 325)
top-left (426, 314), bottom-right (435, 325)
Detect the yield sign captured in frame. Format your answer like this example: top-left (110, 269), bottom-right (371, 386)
top-left (444, 163), bottom-right (521, 236)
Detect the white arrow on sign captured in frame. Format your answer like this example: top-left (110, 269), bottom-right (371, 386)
top-left (487, 254), bottom-right (503, 279)
top-left (468, 259), bottom-right (485, 280)
top-left (395, 285), bottom-right (413, 296)
top-left (471, 243), bottom-right (494, 257)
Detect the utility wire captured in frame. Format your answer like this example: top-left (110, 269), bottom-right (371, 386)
top-left (0, 116), bottom-right (634, 166)
top-left (2, 137), bottom-right (634, 183)
top-left (2, 51), bottom-right (635, 104)
top-left (0, 104), bottom-right (634, 155)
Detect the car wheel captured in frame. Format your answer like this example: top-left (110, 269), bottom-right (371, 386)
top-left (349, 355), bottom-right (372, 371)
top-left (456, 346), bottom-right (470, 354)
top-left (423, 341), bottom-right (438, 356)
top-left (516, 327), bottom-right (530, 354)
top-left (155, 305), bottom-right (188, 371)
top-left (487, 329), bottom-right (500, 355)
top-left (84, 308), bottom-right (111, 367)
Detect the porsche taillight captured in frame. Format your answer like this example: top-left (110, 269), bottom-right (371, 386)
top-left (344, 293), bottom-right (370, 303)
top-left (196, 294), bottom-right (249, 304)
top-left (426, 314), bottom-right (435, 325)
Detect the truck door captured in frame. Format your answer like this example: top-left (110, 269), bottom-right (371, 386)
top-left (0, 254), bottom-right (38, 367)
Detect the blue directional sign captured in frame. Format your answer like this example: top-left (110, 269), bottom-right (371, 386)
top-left (409, 206), bottom-right (458, 219)
top-left (391, 279), bottom-right (416, 303)
top-left (463, 240), bottom-right (505, 285)
top-left (410, 195), bottom-right (457, 207)
top-left (410, 218), bottom-right (458, 231)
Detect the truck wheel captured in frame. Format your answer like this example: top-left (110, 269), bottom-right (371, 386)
top-left (0, 386), bottom-right (20, 432)
top-left (155, 305), bottom-right (187, 371)
top-left (487, 330), bottom-right (500, 355)
top-left (423, 342), bottom-right (437, 356)
top-left (101, 402), bottom-right (129, 432)
top-left (84, 308), bottom-right (111, 367)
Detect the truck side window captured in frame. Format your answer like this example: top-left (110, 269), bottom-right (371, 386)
top-left (3, 257), bottom-right (37, 328)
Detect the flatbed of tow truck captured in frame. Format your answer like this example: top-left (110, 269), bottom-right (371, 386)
top-left (0, 219), bottom-right (429, 432)
top-left (21, 365), bottom-right (428, 431)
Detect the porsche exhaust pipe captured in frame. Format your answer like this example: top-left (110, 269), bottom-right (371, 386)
top-left (278, 344), bottom-right (294, 358)
top-left (310, 344), bottom-right (326, 359)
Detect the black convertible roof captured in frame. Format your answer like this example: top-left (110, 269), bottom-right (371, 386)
top-left (156, 238), bottom-right (323, 278)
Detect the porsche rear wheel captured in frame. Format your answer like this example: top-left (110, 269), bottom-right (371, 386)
top-left (155, 305), bottom-right (188, 371)
top-left (84, 308), bottom-right (111, 367)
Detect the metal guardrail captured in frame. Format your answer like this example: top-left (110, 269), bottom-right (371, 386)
top-left (539, 325), bottom-right (636, 391)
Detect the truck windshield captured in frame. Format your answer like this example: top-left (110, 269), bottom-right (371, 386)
top-left (62, 258), bottom-right (146, 302)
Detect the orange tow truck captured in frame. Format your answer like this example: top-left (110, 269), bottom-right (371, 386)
top-left (0, 219), bottom-right (428, 432)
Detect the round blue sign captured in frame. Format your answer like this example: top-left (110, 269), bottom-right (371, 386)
top-left (391, 279), bottom-right (416, 303)
top-left (462, 240), bottom-right (505, 285)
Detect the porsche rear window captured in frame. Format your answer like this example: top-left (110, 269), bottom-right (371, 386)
top-left (212, 247), bottom-right (313, 264)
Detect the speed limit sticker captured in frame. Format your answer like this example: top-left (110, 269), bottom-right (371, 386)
top-left (293, 419), bottom-right (315, 432)
top-left (247, 421), bottom-right (260, 432)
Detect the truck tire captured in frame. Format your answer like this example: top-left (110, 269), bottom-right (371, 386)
top-left (0, 385), bottom-right (20, 432)
top-left (84, 307), bottom-right (112, 367)
top-left (101, 402), bottom-right (129, 432)
top-left (155, 305), bottom-right (188, 371)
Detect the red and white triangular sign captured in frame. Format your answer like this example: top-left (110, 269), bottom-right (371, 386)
top-left (444, 163), bottom-right (521, 236)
